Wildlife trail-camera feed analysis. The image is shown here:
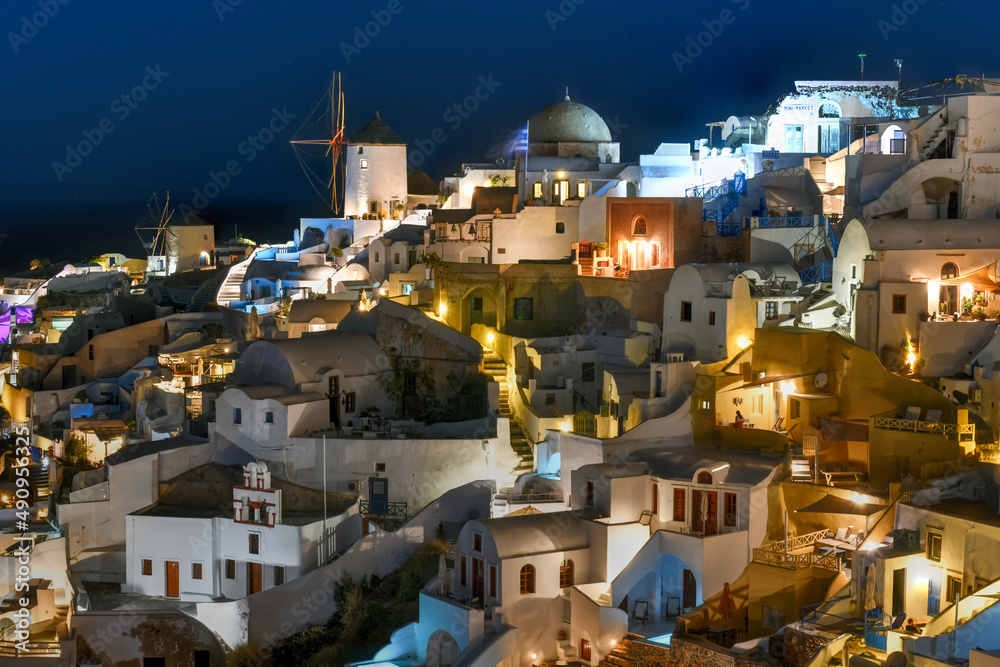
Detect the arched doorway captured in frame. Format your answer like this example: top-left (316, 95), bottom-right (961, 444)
top-left (912, 177), bottom-right (960, 219)
top-left (461, 287), bottom-right (497, 335)
top-left (940, 262), bottom-right (960, 315)
top-left (426, 629), bottom-right (460, 667)
top-left (880, 124), bottom-right (905, 155)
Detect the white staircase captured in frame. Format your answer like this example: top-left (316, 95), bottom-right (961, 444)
top-left (216, 249), bottom-right (261, 308)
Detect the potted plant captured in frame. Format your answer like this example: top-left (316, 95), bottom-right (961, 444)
top-left (592, 242), bottom-right (609, 257)
top-left (394, 203), bottom-right (406, 219)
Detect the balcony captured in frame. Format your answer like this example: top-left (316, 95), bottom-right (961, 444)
top-left (748, 214), bottom-right (827, 229)
top-left (751, 530), bottom-right (841, 572)
top-left (871, 416), bottom-right (973, 443)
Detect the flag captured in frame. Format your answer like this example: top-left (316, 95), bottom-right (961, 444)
top-left (514, 123), bottom-right (529, 153)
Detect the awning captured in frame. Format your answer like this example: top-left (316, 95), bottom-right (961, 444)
top-left (794, 495), bottom-right (887, 516)
top-left (940, 263), bottom-right (999, 291)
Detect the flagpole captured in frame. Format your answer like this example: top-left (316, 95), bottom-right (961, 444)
top-left (524, 120), bottom-right (529, 206)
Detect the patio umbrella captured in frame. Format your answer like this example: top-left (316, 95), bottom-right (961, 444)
top-left (795, 494), bottom-right (888, 538)
top-left (720, 582), bottom-right (737, 626)
top-left (865, 564), bottom-right (879, 611)
top-left (701, 491), bottom-right (709, 528)
top-left (248, 305), bottom-right (260, 341)
top-left (438, 554), bottom-right (447, 595)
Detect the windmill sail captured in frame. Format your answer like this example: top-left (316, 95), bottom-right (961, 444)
top-left (290, 73), bottom-right (347, 215)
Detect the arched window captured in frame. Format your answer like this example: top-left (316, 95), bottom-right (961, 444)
top-left (819, 102), bottom-right (841, 118)
top-left (632, 215), bottom-right (647, 236)
top-left (520, 564), bottom-right (535, 594)
top-left (560, 559), bottom-right (574, 588)
top-left (697, 471), bottom-right (713, 484)
top-left (941, 263), bottom-right (958, 280)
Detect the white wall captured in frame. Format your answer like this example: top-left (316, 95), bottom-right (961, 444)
top-left (345, 143), bottom-right (407, 218)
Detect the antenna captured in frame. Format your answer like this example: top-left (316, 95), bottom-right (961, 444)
top-left (895, 59), bottom-right (903, 88)
top-left (858, 53), bottom-right (867, 81)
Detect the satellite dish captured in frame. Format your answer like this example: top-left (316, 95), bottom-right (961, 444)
top-left (815, 373), bottom-right (828, 388)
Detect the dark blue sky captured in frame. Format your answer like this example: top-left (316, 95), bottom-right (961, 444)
top-left (0, 0), bottom-right (993, 271)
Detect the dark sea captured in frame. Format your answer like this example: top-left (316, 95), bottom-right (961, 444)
top-left (0, 199), bottom-right (331, 278)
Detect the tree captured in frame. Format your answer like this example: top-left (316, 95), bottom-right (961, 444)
top-left (377, 346), bottom-right (436, 420)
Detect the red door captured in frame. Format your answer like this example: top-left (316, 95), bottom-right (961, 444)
top-left (472, 558), bottom-right (484, 601)
top-left (247, 562), bottom-right (262, 595)
top-left (581, 638), bottom-right (592, 661)
top-left (165, 561), bottom-right (179, 597)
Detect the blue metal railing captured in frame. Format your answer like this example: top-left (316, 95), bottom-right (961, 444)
top-left (827, 216), bottom-right (840, 257)
top-left (798, 262), bottom-right (832, 284)
top-left (717, 222), bottom-right (744, 237)
top-left (756, 215), bottom-right (815, 228)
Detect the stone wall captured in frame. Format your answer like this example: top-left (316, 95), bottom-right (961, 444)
top-left (781, 626), bottom-right (829, 667)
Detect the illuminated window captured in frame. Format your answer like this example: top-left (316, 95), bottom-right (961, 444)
top-left (673, 488), bottom-right (686, 521)
top-left (560, 559), bottom-right (574, 588)
top-left (765, 301), bottom-right (778, 319)
top-left (520, 564), bottom-right (535, 594)
top-left (577, 181), bottom-right (586, 198)
top-left (724, 493), bottom-right (737, 527)
top-left (892, 295), bottom-right (906, 314)
top-left (192, 563), bottom-right (203, 580)
top-left (533, 182), bottom-right (542, 198)
top-left (360, 159), bottom-right (368, 169)
top-left (926, 531), bottom-right (942, 561)
top-left (632, 215), bottom-right (647, 236)
top-left (141, 559), bottom-right (152, 576)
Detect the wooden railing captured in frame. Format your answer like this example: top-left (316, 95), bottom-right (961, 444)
top-left (752, 547), bottom-right (840, 572)
top-left (756, 529), bottom-right (828, 554)
top-left (872, 417), bottom-right (974, 441)
top-left (0, 639), bottom-right (61, 656)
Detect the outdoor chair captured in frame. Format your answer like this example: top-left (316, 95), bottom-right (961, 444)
top-left (632, 600), bottom-right (649, 626)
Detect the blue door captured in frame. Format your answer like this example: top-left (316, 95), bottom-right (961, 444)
top-left (865, 607), bottom-right (888, 651)
top-left (928, 574), bottom-right (941, 616)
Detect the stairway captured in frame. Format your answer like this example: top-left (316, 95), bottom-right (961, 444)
top-left (483, 350), bottom-right (534, 474)
top-left (189, 272), bottom-right (226, 312)
top-left (791, 453), bottom-right (813, 482)
top-left (216, 254), bottom-right (257, 308)
top-left (579, 253), bottom-right (594, 277)
top-left (29, 462), bottom-right (50, 501)
top-left (920, 124), bottom-right (947, 161)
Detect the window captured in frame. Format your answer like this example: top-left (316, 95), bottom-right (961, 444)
top-left (652, 482), bottom-right (659, 515)
top-left (632, 215), bottom-right (647, 236)
top-left (582, 362), bottom-right (595, 382)
top-left (680, 301), bottom-right (692, 322)
top-left (520, 564), bottom-right (535, 594)
top-left (274, 566), bottom-right (285, 587)
top-left (560, 559), bottom-right (574, 588)
top-left (460, 557), bottom-right (467, 586)
top-left (892, 294), bottom-right (906, 314)
top-left (360, 159), bottom-right (368, 169)
top-left (344, 392), bottom-right (356, 413)
top-left (926, 531), bottom-right (942, 561)
top-left (514, 297), bottom-right (533, 320)
top-left (697, 471), bottom-right (713, 484)
top-left (556, 222), bottom-right (565, 234)
top-left (394, 253), bottom-right (400, 265)
top-left (489, 564), bottom-right (496, 597)
top-left (708, 311), bottom-right (716, 326)
top-left (533, 182), bottom-right (542, 198)
top-left (765, 301), bottom-right (778, 319)
top-left (264, 411), bottom-right (274, 424)
top-left (194, 650), bottom-right (210, 667)
top-left (192, 563), bottom-right (203, 580)
top-left (370, 201), bottom-right (378, 214)
top-left (789, 399), bottom-right (801, 420)
top-left (763, 605), bottom-right (785, 630)
top-left (819, 102), bottom-right (841, 118)
top-left (357, 146), bottom-right (363, 154)
top-left (374, 252), bottom-right (380, 263)
top-left (497, 247), bottom-right (506, 254)
top-left (233, 408), bottom-right (242, 424)
top-left (225, 559), bottom-right (236, 579)
top-left (586, 480), bottom-right (595, 506)
top-left (142, 559), bottom-right (152, 576)
top-left (88, 345), bottom-right (94, 360)
top-left (401, 283), bottom-right (414, 295)
top-left (941, 263), bottom-right (958, 280)
top-left (473, 533), bottom-right (482, 552)
top-left (673, 488), bottom-right (686, 521)
top-left (724, 492), bottom-right (737, 527)
top-left (249, 533), bottom-right (260, 555)
top-left (700, 400), bottom-right (711, 411)
top-left (577, 181), bottom-right (587, 198)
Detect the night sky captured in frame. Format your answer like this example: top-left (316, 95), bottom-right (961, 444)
top-left (0, 0), bottom-right (993, 274)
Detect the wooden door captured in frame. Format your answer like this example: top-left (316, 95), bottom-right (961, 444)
top-left (683, 569), bottom-right (696, 609)
top-left (472, 558), bottom-right (484, 601)
top-left (892, 568), bottom-right (906, 617)
top-left (580, 638), bottom-right (592, 662)
top-left (247, 562), bottom-right (263, 595)
top-left (165, 561), bottom-right (179, 597)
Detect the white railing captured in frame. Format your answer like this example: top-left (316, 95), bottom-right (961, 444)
top-left (872, 417), bottom-right (974, 441)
